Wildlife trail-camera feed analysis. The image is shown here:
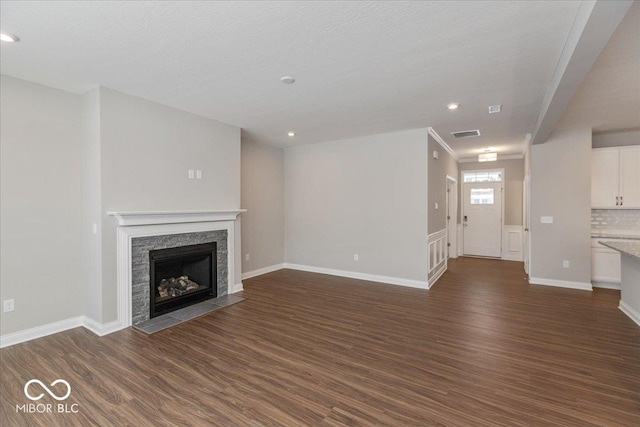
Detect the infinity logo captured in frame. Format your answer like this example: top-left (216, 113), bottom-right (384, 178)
top-left (24, 379), bottom-right (71, 401)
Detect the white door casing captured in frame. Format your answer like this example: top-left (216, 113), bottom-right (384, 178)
top-left (523, 174), bottom-right (530, 274)
top-left (446, 175), bottom-right (458, 259)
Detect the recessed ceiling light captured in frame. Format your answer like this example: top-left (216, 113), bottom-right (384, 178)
top-left (488, 104), bottom-right (502, 114)
top-left (287, 131), bottom-right (295, 137)
top-left (0, 33), bottom-right (20, 43)
top-left (281, 76), bottom-right (295, 84)
top-left (447, 103), bottom-right (459, 110)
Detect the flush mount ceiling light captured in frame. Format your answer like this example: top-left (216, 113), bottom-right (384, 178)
top-left (478, 152), bottom-right (498, 162)
top-left (280, 76), bottom-right (295, 84)
top-left (287, 131), bottom-right (296, 137)
top-left (488, 104), bottom-right (502, 114)
top-left (447, 103), bottom-right (459, 110)
top-left (0, 32), bottom-right (20, 43)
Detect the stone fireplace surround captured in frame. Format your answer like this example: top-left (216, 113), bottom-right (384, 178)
top-left (108, 210), bottom-right (244, 329)
top-left (132, 230), bottom-right (226, 325)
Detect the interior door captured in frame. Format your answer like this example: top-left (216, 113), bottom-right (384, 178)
top-left (463, 182), bottom-right (502, 257)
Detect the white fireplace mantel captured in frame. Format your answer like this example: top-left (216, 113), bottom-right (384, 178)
top-left (107, 209), bottom-right (245, 331)
top-left (108, 209), bottom-right (246, 226)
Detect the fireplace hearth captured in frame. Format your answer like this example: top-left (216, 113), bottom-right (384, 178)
top-left (149, 242), bottom-right (217, 318)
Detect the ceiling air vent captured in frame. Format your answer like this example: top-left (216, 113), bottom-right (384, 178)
top-left (451, 129), bottom-right (481, 138)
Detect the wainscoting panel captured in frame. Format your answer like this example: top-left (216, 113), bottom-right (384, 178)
top-left (502, 225), bottom-right (523, 261)
top-left (428, 229), bottom-right (447, 287)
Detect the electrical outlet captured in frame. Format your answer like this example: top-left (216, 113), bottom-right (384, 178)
top-left (354, 254), bottom-right (359, 261)
top-left (3, 299), bottom-right (15, 313)
top-left (196, 169), bottom-right (202, 179)
top-left (245, 253), bottom-right (250, 261)
top-left (563, 260), bottom-right (570, 268)
top-left (188, 169), bottom-right (195, 179)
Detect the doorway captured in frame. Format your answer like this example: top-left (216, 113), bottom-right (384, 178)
top-left (462, 170), bottom-right (504, 258)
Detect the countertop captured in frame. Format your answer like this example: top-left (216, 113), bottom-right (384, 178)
top-left (591, 232), bottom-right (640, 240)
top-left (599, 241), bottom-right (640, 261)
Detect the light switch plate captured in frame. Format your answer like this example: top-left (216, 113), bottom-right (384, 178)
top-left (540, 216), bottom-right (553, 224)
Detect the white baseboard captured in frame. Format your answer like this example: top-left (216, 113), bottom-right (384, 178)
top-left (619, 300), bottom-right (640, 327)
top-left (82, 317), bottom-right (125, 337)
top-left (242, 263), bottom-right (285, 280)
top-left (1, 280), bottom-right (247, 348)
top-left (529, 277), bottom-right (593, 291)
top-left (285, 263), bottom-right (429, 290)
top-left (0, 315), bottom-right (132, 348)
top-left (592, 281), bottom-right (621, 290)
top-left (0, 316), bottom-right (84, 348)
top-left (229, 281), bottom-right (244, 294)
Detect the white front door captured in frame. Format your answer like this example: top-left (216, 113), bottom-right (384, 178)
top-left (463, 182), bottom-right (502, 257)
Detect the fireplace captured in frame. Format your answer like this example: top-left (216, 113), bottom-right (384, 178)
top-left (149, 242), bottom-right (217, 318)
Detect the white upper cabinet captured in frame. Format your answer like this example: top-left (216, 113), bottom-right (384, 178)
top-left (592, 148), bottom-right (619, 208)
top-left (619, 146), bottom-right (640, 208)
top-left (592, 146), bottom-right (640, 209)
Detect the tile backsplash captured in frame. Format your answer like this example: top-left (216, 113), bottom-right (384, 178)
top-left (591, 209), bottom-right (640, 232)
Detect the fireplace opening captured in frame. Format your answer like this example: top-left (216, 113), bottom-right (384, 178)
top-left (149, 242), bottom-right (217, 318)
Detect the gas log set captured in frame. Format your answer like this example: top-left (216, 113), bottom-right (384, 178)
top-left (157, 276), bottom-right (205, 301)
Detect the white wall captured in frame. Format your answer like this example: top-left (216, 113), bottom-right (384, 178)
top-left (0, 79), bottom-right (242, 338)
top-left (428, 135), bottom-right (458, 233)
top-left (241, 140), bottom-right (285, 275)
top-left (0, 76), bottom-right (86, 335)
top-left (284, 129), bottom-right (428, 283)
top-left (81, 88), bottom-right (103, 322)
top-left (530, 128), bottom-right (592, 287)
top-left (98, 87), bottom-right (242, 322)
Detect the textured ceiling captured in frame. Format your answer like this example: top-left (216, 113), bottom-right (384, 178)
top-left (555, 1), bottom-right (640, 133)
top-left (0, 1), bottom-right (588, 156)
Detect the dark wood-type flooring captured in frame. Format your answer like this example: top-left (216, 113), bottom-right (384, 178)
top-left (1, 258), bottom-right (639, 426)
